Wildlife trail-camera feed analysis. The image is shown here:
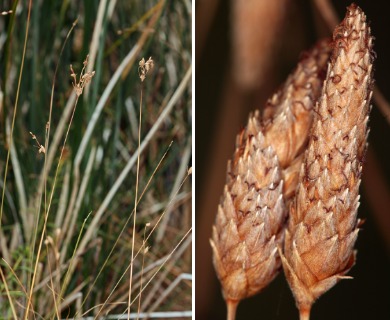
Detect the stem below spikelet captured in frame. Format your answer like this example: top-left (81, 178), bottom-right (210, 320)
top-left (281, 4), bottom-right (374, 316)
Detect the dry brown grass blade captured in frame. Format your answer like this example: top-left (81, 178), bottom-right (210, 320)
top-left (281, 5), bottom-right (375, 318)
top-left (0, 267), bottom-right (18, 320)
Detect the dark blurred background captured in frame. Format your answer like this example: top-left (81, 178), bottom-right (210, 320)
top-left (195, 0), bottom-right (390, 319)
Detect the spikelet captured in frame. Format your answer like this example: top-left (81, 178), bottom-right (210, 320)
top-left (281, 4), bottom-right (374, 318)
top-left (210, 39), bottom-right (331, 319)
top-left (262, 39), bottom-right (331, 199)
top-left (210, 116), bottom-right (286, 317)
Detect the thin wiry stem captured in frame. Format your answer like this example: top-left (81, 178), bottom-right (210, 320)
top-left (0, 1), bottom-right (31, 316)
top-left (226, 299), bottom-right (238, 320)
top-left (74, 65), bottom-right (191, 260)
top-left (26, 52), bottom-right (95, 315)
top-left (299, 307), bottom-right (311, 320)
top-left (145, 273), bottom-right (192, 315)
top-left (24, 20), bottom-right (79, 318)
top-left (128, 72), bottom-right (144, 320)
top-left (72, 142), bottom-right (173, 318)
top-left (121, 229), bottom-right (192, 318)
top-left (72, 1), bottom-right (164, 201)
top-left (25, 94), bottom-right (80, 319)
top-left (136, 226), bottom-right (149, 319)
top-left (32, 19), bottom-right (78, 258)
top-left (94, 172), bottom-right (192, 317)
top-left (0, 267), bottom-right (18, 320)
top-left (46, 243), bottom-right (60, 320)
top-left (59, 146), bottom-right (97, 271)
top-left (0, 0), bottom-right (32, 231)
top-left (156, 139), bottom-right (192, 242)
top-left (58, 211), bottom-right (93, 311)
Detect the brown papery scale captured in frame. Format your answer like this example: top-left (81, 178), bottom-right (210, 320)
top-left (280, 4), bottom-right (374, 320)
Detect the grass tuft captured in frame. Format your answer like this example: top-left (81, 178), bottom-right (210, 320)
top-left (0, 0), bottom-right (191, 318)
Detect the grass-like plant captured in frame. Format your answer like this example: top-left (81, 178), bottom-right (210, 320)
top-left (0, 0), bottom-right (192, 318)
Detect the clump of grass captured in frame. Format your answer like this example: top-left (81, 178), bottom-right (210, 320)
top-left (0, 0), bottom-right (192, 318)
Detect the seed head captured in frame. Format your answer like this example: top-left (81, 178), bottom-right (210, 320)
top-left (281, 4), bottom-right (374, 314)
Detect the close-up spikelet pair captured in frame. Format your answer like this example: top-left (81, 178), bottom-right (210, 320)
top-left (210, 4), bottom-right (374, 320)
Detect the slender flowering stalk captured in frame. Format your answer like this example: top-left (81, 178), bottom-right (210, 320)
top-left (281, 4), bottom-right (374, 319)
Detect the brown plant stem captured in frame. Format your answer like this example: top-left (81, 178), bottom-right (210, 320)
top-left (231, 0), bottom-right (289, 91)
top-left (312, 0), bottom-right (339, 30)
top-left (363, 149), bottom-right (390, 252)
top-left (373, 87), bottom-right (390, 125)
top-left (226, 299), bottom-right (239, 320)
top-left (299, 306), bottom-right (311, 320)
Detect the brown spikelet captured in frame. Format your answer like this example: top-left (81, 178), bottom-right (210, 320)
top-left (210, 38), bottom-right (331, 319)
top-left (281, 4), bottom-right (374, 318)
top-left (262, 39), bottom-right (332, 199)
top-left (210, 115), bottom-right (287, 316)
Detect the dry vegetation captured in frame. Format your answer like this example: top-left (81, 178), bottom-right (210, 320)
top-left (0, 0), bottom-right (192, 318)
